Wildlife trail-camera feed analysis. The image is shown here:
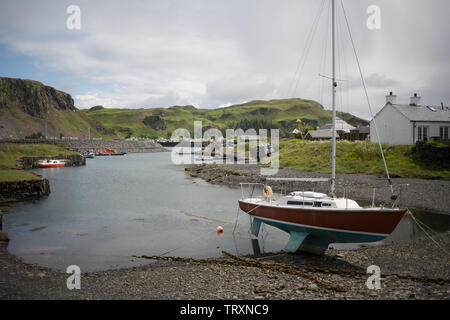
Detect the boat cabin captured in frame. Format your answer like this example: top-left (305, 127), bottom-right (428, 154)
top-left (276, 191), bottom-right (361, 209)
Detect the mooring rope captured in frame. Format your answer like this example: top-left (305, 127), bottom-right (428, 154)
top-left (407, 210), bottom-right (450, 257)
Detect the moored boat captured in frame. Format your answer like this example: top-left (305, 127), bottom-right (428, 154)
top-left (95, 148), bottom-right (126, 156)
top-left (239, 188), bottom-right (406, 254)
top-left (83, 151), bottom-right (95, 158)
top-left (38, 159), bottom-right (65, 168)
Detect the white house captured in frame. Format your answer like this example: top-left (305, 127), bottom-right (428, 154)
top-left (305, 117), bottom-right (352, 140)
top-left (320, 117), bottom-right (355, 133)
top-left (370, 92), bottom-right (450, 145)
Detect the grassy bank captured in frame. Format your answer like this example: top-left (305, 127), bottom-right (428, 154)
top-left (0, 143), bottom-right (78, 181)
top-left (279, 140), bottom-right (450, 180)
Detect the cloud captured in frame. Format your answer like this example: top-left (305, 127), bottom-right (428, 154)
top-left (0, 0), bottom-right (449, 120)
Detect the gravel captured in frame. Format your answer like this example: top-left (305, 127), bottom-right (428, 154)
top-left (1, 233), bottom-right (449, 300)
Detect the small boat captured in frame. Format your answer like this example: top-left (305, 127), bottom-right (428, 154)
top-left (38, 159), bottom-right (65, 168)
top-left (83, 151), bottom-right (95, 158)
top-left (95, 148), bottom-right (126, 156)
top-left (239, 187), bottom-right (406, 254)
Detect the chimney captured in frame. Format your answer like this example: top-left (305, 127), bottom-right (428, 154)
top-left (410, 93), bottom-right (421, 106)
top-left (385, 91), bottom-right (397, 104)
top-left (442, 102), bottom-right (445, 110)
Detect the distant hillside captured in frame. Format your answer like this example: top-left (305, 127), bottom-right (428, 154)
top-left (0, 77), bottom-right (368, 140)
top-left (0, 77), bottom-right (117, 139)
top-left (83, 99), bottom-right (369, 139)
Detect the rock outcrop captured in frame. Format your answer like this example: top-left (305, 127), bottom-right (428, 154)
top-left (0, 77), bottom-right (76, 118)
top-left (142, 115), bottom-right (167, 131)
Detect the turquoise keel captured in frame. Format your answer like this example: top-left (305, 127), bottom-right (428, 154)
top-left (298, 234), bottom-right (332, 255)
top-left (284, 231), bottom-right (309, 252)
top-left (251, 218), bottom-right (262, 237)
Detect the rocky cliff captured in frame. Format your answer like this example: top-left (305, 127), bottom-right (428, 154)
top-left (0, 77), bottom-right (114, 139)
top-left (0, 77), bottom-right (76, 118)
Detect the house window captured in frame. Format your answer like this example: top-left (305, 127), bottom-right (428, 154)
top-left (440, 127), bottom-right (449, 140)
top-left (418, 126), bottom-right (428, 141)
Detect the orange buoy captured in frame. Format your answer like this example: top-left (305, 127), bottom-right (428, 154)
top-left (217, 226), bottom-right (223, 233)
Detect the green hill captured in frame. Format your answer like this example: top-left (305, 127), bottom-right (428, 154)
top-left (83, 98), bottom-right (368, 139)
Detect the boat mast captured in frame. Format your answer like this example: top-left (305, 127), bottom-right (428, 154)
top-left (330, 0), bottom-right (337, 196)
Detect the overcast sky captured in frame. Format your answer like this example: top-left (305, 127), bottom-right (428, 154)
top-left (0, 0), bottom-right (449, 119)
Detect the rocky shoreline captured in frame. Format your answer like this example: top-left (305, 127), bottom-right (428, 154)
top-left (185, 164), bottom-right (450, 215)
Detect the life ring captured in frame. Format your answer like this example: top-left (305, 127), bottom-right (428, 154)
top-left (263, 185), bottom-right (273, 200)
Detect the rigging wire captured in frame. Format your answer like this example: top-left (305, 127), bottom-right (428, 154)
top-left (287, 0), bottom-right (327, 98)
top-left (336, 4), bottom-right (343, 117)
top-left (339, 0), bottom-right (394, 194)
top-left (318, 0), bottom-right (331, 108)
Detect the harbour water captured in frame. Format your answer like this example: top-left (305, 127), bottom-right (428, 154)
top-left (3, 152), bottom-right (449, 272)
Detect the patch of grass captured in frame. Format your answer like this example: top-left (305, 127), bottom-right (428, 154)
top-left (279, 140), bottom-right (450, 180)
top-left (0, 169), bottom-right (40, 181)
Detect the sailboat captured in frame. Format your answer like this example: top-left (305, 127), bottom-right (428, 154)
top-left (238, 0), bottom-right (407, 255)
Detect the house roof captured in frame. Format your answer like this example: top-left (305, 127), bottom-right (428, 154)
top-left (320, 117), bottom-right (355, 132)
top-left (387, 104), bottom-right (450, 122)
top-left (306, 129), bottom-right (340, 139)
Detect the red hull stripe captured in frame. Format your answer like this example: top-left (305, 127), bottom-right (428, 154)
top-left (239, 201), bottom-right (405, 235)
top-left (39, 164), bottom-right (65, 168)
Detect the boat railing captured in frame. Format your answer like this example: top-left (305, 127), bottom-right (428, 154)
top-left (239, 183), bottom-right (266, 200)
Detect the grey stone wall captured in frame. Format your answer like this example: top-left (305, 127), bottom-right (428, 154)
top-left (0, 178), bottom-right (50, 202)
top-left (415, 141), bottom-right (450, 168)
top-left (62, 139), bottom-right (167, 153)
top-left (0, 139), bottom-right (167, 153)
